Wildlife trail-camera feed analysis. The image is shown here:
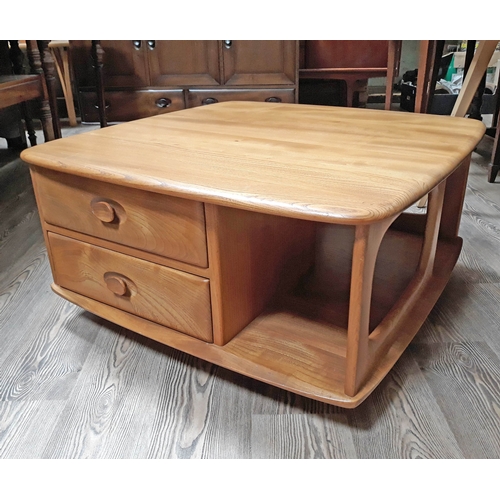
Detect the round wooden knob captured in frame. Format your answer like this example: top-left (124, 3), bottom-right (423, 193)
top-left (105, 276), bottom-right (128, 296)
top-left (91, 200), bottom-right (116, 223)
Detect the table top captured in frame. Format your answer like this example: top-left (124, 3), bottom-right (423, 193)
top-left (21, 102), bottom-right (486, 224)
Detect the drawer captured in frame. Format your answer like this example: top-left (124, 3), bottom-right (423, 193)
top-left (33, 169), bottom-right (208, 267)
top-left (78, 89), bottom-right (185, 123)
top-left (48, 233), bottom-right (213, 342)
top-left (186, 88), bottom-right (295, 107)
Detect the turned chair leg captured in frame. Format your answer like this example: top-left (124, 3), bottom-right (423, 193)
top-left (20, 102), bottom-right (37, 146)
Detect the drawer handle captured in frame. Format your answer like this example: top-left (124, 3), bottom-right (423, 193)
top-left (224, 40), bottom-right (232, 49)
top-left (133, 40), bottom-right (141, 50)
top-left (156, 98), bottom-right (171, 108)
top-left (265, 97), bottom-right (282, 103)
top-left (94, 101), bottom-right (110, 109)
top-left (147, 40), bottom-right (156, 50)
top-left (91, 200), bottom-right (117, 223)
top-left (202, 97), bottom-right (218, 105)
top-left (105, 275), bottom-right (128, 296)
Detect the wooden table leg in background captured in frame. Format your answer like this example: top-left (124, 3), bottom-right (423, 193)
top-left (488, 113), bottom-right (500, 183)
top-left (385, 41), bottom-right (402, 111)
top-left (49, 41), bottom-right (77, 127)
top-left (91, 40), bottom-right (107, 128)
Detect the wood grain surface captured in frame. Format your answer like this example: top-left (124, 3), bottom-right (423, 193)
top-left (48, 233), bottom-right (213, 342)
top-left (2, 124), bottom-right (500, 458)
top-left (21, 102), bottom-right (485, 224)
top-left (31, 167), bottom-right (208, 267)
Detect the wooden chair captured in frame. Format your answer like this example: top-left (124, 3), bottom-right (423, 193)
top-left (49, 40), bottom-right (77, 127)
top-left (0, 40), bottom-right (61, 146)
top-left (299, 40), bottom-right (402, 109)
top-left (450, 41), bottom-right (499, 183)
top-left (416, 40), bottom-right (499, 206)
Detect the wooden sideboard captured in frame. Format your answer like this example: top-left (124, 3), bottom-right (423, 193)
top-left (70, 40), bottom-right (298, 123)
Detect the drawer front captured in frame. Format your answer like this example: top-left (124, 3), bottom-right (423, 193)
top-left (34, 169), bottom-right (208, 267)
top-left (78, 89), bottom-right (185, 123)
top-left (186, 88), bottom-right (295, 107)
top-left (48, 233), bottom-right (213, 342)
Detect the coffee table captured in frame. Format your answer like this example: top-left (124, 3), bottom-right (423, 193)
top-left (21, 102), bottom-right (485, 407)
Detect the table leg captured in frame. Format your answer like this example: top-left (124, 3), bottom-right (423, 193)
top-left (385, 41), bottom-right (401, 111)
top-left (345, 216), bottom-right (396, 397)
top-left (50, 42), bottom-right (77, 127)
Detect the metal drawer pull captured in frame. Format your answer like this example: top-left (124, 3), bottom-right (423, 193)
top-left (94, 101), bottom-right (110, 109)
top-left (265, 97), bottom-right (282, 103)
top-left (202, 97), bottom-right (218, 105)
top-left (224, 40), bottom-right (232, 49)
top-left (147, 40), bottom-right (156, 50)
top-left (133, 40), bottom-right (141, 49)
top-left (156, 98), bottom-right (172, 108)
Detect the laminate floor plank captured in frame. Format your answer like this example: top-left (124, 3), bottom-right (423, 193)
top-left (40, 322), bottom-right (170, 459)
top-left (344, 355), bottom-right (464, 458)
top-left (416, 283), bottom-right (500, 350)
top-left (0, 401), bottom-right (66, 458)
top-left (411, 342), bottom-right (500, 458)
top-left (250, 413), bottom-right (356, 459)
top-left (144, 352), bottom-right (220, 459)
top-left (0, 299), bottom-right (99, 403)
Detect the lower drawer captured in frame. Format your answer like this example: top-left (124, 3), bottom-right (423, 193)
top-left (48, 233), bottom-right (213, 342)
top-left (186, 88), bottom-right (295, 107)
top-left (79, 89), bottom-right (185, 122)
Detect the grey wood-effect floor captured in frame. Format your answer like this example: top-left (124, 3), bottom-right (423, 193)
top-left (1, 125), bottom-right (500, 459)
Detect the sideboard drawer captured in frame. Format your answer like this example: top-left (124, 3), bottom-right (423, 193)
top-left (48, 233), bottom-right (213, 342)
top-left (186, 88), bottom-right (296, 107)
top-left (78, 89), bottom-right (185, 123)
top-left (33, 169), bottom-right (208, 267)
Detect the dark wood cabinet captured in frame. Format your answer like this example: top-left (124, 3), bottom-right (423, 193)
top-left (221, 40), bottom-right (296, 86)
top-left (149, 40), bottom-right (221, 86)
top-left (70, 40), bottom-right (298, 123)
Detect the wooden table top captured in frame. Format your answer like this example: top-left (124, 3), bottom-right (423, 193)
top-left (21, 102), bottom-right (486, 224)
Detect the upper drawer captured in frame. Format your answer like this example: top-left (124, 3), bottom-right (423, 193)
top-left (32, 169), bottom-right (208, 267)
top-left (48, 233), bottom-right (212, 342)
top-left (186, 88), bottom-right (295, 108)
top-left (78, 89), bottom-right (185, 123)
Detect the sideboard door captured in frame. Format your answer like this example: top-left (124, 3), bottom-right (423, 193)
top-left (148, 40), bottom-right (221, 87)
top-left (71, 40), bottom-right (149, 89)
top-left (221, 40), bottom-right (296, 86)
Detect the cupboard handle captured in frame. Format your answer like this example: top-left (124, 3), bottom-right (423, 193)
top-left (156, 98), bottom-right (171, 108)
top-left (133, 40), bottom-right (141, 49)
top-left (91, 200), bottom-right (117, 223)
top-left (105, 276), bottom-right (128, 296)
top-left (202, 97), bottom-right (218, 105)
top-left (265, 97), bottom-right (282, 103)
top-left (147, 40), bottom-right (156, 50)
top-left (94, 101), bottom-right (110, 110)
top-left (224, 40), bottom-right (232, 49)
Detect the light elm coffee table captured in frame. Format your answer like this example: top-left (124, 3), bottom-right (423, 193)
top-left (22, 102), bottom-right (485, 407)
